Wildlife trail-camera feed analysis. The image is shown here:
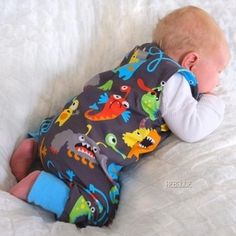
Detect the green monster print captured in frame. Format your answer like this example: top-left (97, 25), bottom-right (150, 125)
top-left (109, 185), bottom-right (120, 204)
top-left (99, 80), bottom-right (113, 91)
top-left (105, 133), bottom-right (126, 159)
top-left (69, 196), bottom-right (92, 223)
top-left (137, 78), bottom-right (165, 121)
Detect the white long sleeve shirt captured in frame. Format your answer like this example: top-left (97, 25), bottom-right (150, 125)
top-left (160, 73), bottom-right (225, 143)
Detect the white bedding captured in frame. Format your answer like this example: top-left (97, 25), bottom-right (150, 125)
top-left (0, 0), bottom-right (236, 235)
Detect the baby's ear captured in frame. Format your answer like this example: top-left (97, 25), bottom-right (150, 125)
top-left (180, 52), bottom-right (199, 71)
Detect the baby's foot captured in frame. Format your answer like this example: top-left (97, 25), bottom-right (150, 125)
top-left (10, 138), bottom-right (38, 181)
top-left (9, 171), bottom-right (40, 201)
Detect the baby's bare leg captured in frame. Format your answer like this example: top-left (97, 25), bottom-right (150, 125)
top-left (10, 138), bottom-right (38, 181)
top-left (9, 170), bottom-right (40, 200)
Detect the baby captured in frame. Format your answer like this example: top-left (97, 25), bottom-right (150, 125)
top-left (9, 6), bottom-right (230, 227)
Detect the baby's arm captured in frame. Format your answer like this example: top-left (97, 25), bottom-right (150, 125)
top-left (160, 73), bottom-right (225, 142)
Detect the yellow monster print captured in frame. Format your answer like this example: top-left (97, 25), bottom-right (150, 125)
top-left (55, 98), bottom-right (79, 127)
top-left (122, 128), bottom-right (161, 161)
top-left (128, 49), bottom-right (141, 63)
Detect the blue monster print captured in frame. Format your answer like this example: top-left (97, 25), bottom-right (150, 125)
top-left (108, 163), bottom-right (123, 181)
top-left (146, 46), bottom-right (198, 87)
top-left (113, 48), bottom-right (148, 80)
top-left (177, 68), bottom-right (198, 86)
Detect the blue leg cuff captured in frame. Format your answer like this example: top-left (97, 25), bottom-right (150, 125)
top-left (27, 171), bottom-right (70, 218)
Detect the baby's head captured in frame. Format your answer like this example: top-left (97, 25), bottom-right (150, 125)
top-left (153, 6), bottom-right (230, 93)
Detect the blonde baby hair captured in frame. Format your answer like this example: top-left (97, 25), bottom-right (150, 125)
top-left (153, 6), bottom-right (227, 61)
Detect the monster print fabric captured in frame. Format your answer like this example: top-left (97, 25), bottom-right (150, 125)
top-left (36, 42), bottom-right (198, 226)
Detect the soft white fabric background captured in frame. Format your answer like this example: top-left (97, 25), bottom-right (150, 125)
top-left (0, 0), bottom-right (236, 235)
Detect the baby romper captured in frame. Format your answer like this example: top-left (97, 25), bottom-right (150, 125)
top-left (33, 43), bottom-right (198, 227)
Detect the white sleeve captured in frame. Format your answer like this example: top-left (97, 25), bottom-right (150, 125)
top-left (160, 73), bottom-right (225, 143)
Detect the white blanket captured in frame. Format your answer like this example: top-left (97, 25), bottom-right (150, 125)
top-left (0, 0), bottom-right (236, 235)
